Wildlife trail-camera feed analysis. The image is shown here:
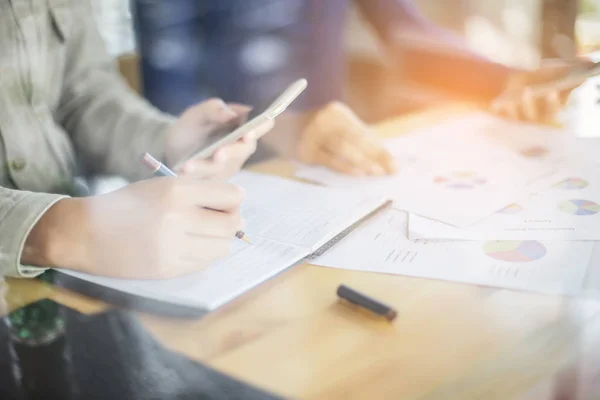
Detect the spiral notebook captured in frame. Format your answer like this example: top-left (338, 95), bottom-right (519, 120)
top-left (55, 171), bottom-right (389, 316)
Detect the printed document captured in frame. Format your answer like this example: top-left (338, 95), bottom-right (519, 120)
top-left (409, 164), bottom-right (600, 241)
top-left (312, 209), bottom-right (594, 296)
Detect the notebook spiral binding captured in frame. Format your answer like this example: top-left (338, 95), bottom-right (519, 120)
top-left (306, 200), bottom-right (393, 260)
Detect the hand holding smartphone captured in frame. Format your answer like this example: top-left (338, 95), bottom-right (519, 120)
top-left (174, 79), bottom-right (307, 170)
top-left (489, 59), bottom-right (600, 122)
top-left (512, 60), bottom-right (600, 97)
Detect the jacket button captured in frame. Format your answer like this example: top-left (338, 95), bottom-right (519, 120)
top-left (10, 158), bottom-right (26, 172)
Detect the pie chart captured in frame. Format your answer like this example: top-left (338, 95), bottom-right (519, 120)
top-left (558, 199), bottom-right (600, 216)
top-left (554, 178), bottom-right (589, 190)
top-left (483, 241), bottom-right (547, 263)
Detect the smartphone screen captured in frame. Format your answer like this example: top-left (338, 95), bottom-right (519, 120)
top-left (201, 113), bottom-right (246, 152)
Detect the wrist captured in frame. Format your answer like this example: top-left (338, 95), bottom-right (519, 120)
top-left (23, 198), bottom-right (91, 272)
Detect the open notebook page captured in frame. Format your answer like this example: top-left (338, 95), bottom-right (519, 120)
top-left (58, 172), bottom-right (388, 310)
top-left (230, 171), bottom-right (388, 250)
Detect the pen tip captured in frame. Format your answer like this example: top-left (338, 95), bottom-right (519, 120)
top-left (237, 232), bottom-right (251, 244)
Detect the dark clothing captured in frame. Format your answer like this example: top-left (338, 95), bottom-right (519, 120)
top-left (132, 0), bottom-right (512, 115)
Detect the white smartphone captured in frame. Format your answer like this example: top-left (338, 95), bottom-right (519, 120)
top-left (175, 78), bottom-right (308, 169)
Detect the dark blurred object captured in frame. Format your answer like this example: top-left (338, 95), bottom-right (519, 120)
top-left (0, 300), bottom-right (281, 400)
top-left (0, 300), bottom-right (74, 399)
top-left (130, 0), bottom-right (498, 117)
top-left (131, 0), bottom-right (346, 115)
top-left (7, 298), bottom-right (65, 346)
top-left (540, 0), bottom-right (579, 59)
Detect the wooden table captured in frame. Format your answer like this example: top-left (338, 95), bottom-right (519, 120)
top-left (4, 106), bottom-right (599, 399)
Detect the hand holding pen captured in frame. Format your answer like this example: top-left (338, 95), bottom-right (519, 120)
top-left (142, 152), bottom-right (251, 244)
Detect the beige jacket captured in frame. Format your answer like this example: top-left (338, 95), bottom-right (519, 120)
top-left (0, 0), bottom-right (175, 277)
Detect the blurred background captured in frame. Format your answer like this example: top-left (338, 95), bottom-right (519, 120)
top-left (90, 0), bottom-right (600, 123)
top-left (87, 0), bottom-right (600, 194)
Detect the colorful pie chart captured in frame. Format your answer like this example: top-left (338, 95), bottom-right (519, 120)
top-left (554, 178), bottom-right (589, 190)
top-left (483, 241), bottom-right (547, 263)
top-left (558, 199), bottom-right (600, 216)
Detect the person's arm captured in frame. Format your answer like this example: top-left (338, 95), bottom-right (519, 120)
top-left (355, 0), bottom-right (430, 39)
top-left (56, 0), bottom-right (176, 182)
top-left (0, 188), bottom-right (67, 277)
top-left (355, 0), bottom-right (515, 101)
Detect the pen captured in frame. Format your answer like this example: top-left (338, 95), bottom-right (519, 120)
top-left (140, 152), bottom-right (251, 244)
top-left (336, 285), bottom-right (397, 322)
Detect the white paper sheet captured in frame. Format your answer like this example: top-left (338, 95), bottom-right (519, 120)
top-left (230, 171), bottom-right (388, 249)
top-left (61, 237), bottom-right (308, 309)
top-left (312, 209), bottom-right (594, 296)
top-left (58, 172), bottom-right (388, 310)
top-left (295, 113), bottom-right (562, 227)
top-left (409, 165), bottom-right (600, 241)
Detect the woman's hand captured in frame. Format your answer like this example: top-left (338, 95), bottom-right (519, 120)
top-left (490, 59), bottom-right (594, 123)
top-left (297, 102), bottom-right (395, 176)
top-left (164, 99), bottom-right (273, 180)
top-left (24, 178), bottom-right (246, 279)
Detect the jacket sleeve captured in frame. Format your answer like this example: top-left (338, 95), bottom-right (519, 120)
top-left (56, 0), bottom-right (176, 182)
top-left (0, 188), bottom-right (67, 277)
top-left (355, 0), bottom-right (515, 101)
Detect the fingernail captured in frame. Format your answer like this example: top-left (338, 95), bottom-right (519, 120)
top-left (245, 132), bottom-right (256, 141)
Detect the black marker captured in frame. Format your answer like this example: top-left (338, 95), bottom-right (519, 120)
top-left (336, 285), bottom-right (397, 322)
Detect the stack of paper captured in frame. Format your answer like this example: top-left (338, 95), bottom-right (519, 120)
top-left (297, 112), bottom-right (600, 297)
